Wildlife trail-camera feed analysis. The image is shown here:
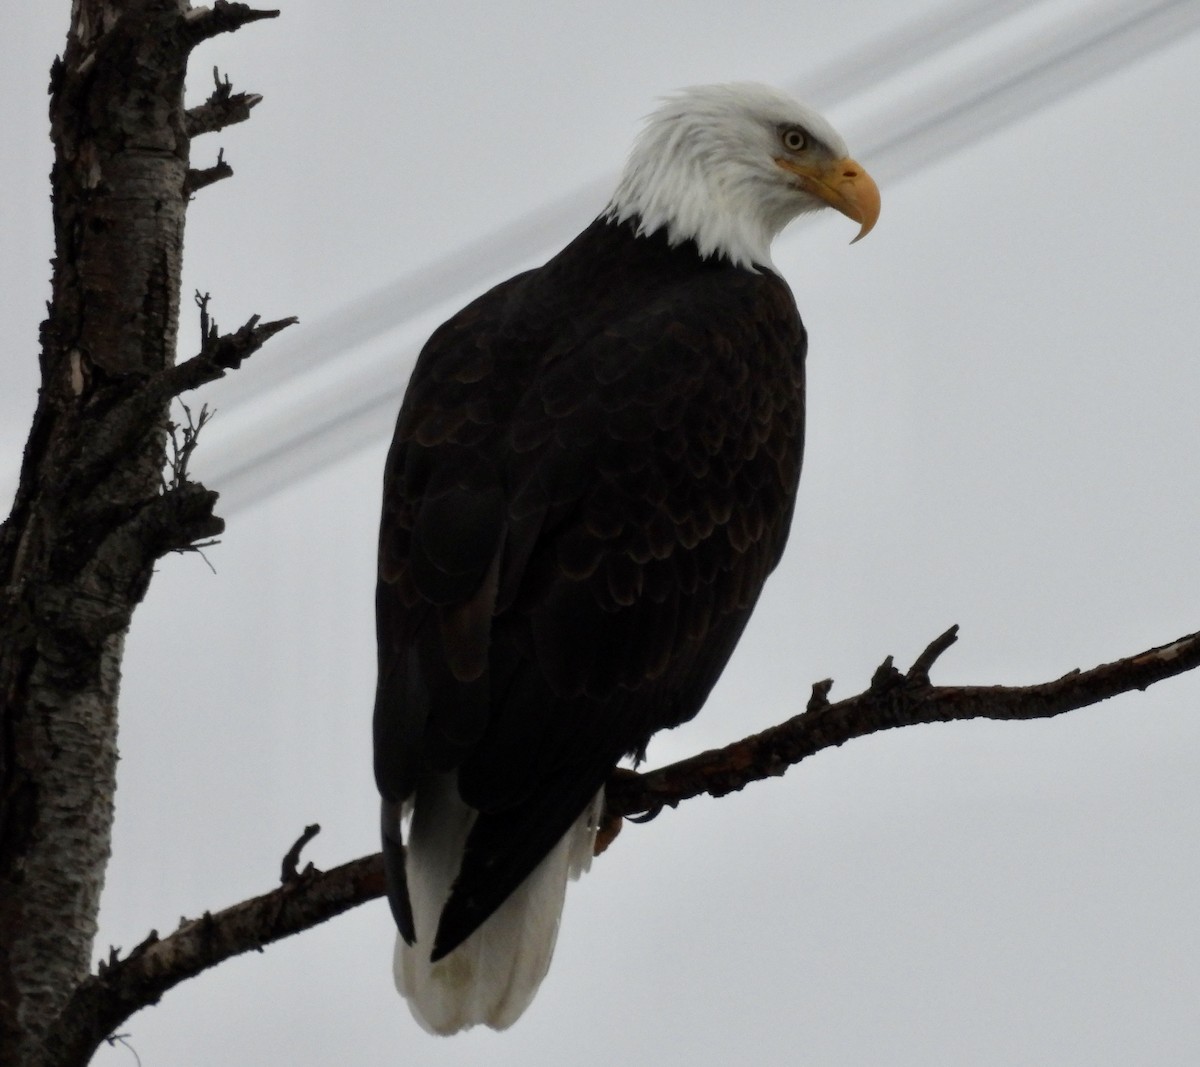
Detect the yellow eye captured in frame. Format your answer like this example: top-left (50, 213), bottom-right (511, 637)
top-left (781, 126), bottom-right (808, 153)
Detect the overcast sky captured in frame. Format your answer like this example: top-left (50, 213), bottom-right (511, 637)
top-left (4, 2), bottom-right (1200, 1065)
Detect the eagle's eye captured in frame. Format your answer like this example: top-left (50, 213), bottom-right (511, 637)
top-left (780, 126), bottom-right (808, 153)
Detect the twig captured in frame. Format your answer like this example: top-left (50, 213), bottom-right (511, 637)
top-left (192, 290), bottom-right (299, 374)
top-left (142, 295), bottom-right (297, 405)
top-left (805, 678), bottom-right (833, 712)
top-left (181, 2), bottom-right (282, 47)
top-left (185, 67), bottom-right (263, 138)
top-left (163, 401), bottom-right (212, 492)
top-left (103, 1033), bottom-right (142, 1067)
top-left (907, 624), bottom-right (959, 683)
top-left (184, 147), bottom-right (234, 196)
top-left (280, 824), bottom-right (322, 884)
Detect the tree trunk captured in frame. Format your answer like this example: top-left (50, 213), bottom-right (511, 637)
top-left (0, 3), bottom-right (283, 1062)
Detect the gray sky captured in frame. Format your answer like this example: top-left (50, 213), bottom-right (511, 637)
top-left (4, 2), bottom-right (1200, 1064)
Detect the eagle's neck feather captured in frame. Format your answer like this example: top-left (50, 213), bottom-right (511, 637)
top-left (604, 154), bottom-right (778, 271)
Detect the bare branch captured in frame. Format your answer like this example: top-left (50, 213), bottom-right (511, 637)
top-left (102, 1034), bottom-right (143, 1067)
top-left (86, 483), bottom-right (224, 587)
top-left (281, 824), bottom-right (322, 883)
top-left (805, 677), bottom-right (833, 712)
top-left (605, 625), bottom-right (1200, 817)
top-left (185, 67), bottom-right (263, 138)
top-left (181, 2), bottom-right (281, 48)
top-left (196, 292), bottom-right (300, 372)
top-left (184, 147), bottom-right (233, 195)
top-left (52, 301), bottom-right (294, 514)
top-left (162, 401), bottom-right (213, 492)
top-left (145, 295), bottom-right (298, 402)
top-left (38, 623), bottom-right (1200, 1066)
top-left (907, 623), bottom-right (959, 683)
top-left (45, 854), bottom-right (383, 1067)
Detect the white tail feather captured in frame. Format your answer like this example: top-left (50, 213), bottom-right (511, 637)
top-left (395, 774), bottom-right (602, 1035)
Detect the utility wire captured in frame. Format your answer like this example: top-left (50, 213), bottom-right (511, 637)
top-left (859, 0), bottom-right (1200, 182)
top-left (206, 0), bottom-right (1045, 415)
top-left (195, 0), bottom-right (1200, 513)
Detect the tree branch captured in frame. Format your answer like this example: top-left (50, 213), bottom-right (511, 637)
top-left (185, 67), bottom-right (263, 138)
top-left (606, 625), bottom-right (1200, 816)
top-left (46, 623), bottom-right (1200, 1060)
top-left (192, 290), bottom-right (299, 374)
top-left (184, 147), bottom-right (233, 195)
top-left (49, 303), bottom-right (295, 527)
top-left (281, 824), bottom-right (322, 883)
top-left (139, 294), bottom-right (299, 410)
top-left (45, 845), bottom-right (383, 1067)
top-left (181, 2), bottom-right (281, 47)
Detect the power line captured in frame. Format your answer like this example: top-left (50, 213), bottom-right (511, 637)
top-left (190, 0), bottom-right (1200, 512)
top-left (214, 0), bottom-right (1045, 416)
top-left (858, 0), bottom-right (1200, 183)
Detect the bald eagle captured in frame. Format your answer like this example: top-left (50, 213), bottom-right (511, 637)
top-left (374, 82), bottom-right (879, 1034)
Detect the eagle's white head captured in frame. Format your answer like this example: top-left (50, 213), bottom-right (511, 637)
top-left (606, 82), bottom-right (879, 269)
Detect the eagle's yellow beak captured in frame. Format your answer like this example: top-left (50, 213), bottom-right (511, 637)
top-left (775, 156), bottom-right (880, 243)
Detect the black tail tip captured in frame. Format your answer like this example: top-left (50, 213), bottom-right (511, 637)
top-left (381, 832), bottom-right (416, 943)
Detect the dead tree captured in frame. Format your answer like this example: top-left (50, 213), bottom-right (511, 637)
top-left (0, 4), bottom-right (293, 1064)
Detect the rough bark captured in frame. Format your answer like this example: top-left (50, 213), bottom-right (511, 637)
top-left (0, 3), bottom-right (287, 1064)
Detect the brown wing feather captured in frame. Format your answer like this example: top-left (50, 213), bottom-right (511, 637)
top-left (374, 221), bottom-right (806, 956)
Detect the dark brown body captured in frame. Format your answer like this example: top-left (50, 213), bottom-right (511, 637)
top-left (375, 216), bottom-right (806, 958)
